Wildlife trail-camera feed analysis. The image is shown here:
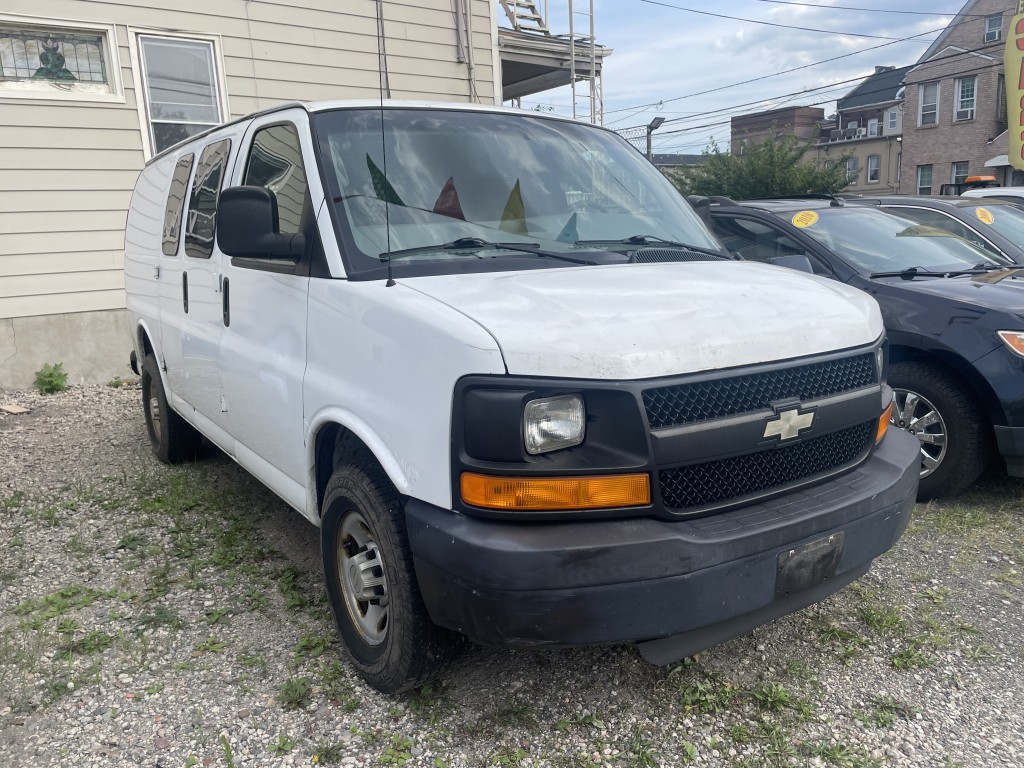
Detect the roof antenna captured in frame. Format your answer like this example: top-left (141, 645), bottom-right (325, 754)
top-left (375, 0), bottom-right (396, 286)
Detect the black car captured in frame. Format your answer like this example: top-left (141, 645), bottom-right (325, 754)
top-left (846, 195), bottom-right (1024, 265)
top-left (707, 197), bottom-right (1024, 499)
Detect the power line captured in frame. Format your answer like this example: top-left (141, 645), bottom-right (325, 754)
top-left (745, 0), bottom-right (984, 17)
top-left (650, 57), bottom-right (1006, 141)
top-left (621, 40), bottom-right (1009, 134)
top-left (604, 3), bottom-right (1012, 120)
top-left (636, 0), bottom-right (943, 41)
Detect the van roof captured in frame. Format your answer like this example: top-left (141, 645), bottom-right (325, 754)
top-left (146, 99), bottom-right (592, 166)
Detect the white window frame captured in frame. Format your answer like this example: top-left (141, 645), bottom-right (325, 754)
top-left (951, 161), bottom-right (969, 185)
top-left (955, 76), bottom-right (976, 121)
top-left (846, 156), bottom-right (859, 182)
top-left (127, 28), bottom-right (230, 159)
top-left (985, 14), bottom-right (1002, 43)
top-left (917, 164), bottom-right (933, 195)
top-left (0, 13), bottom-right (124, 103)
top-left (888, 109), bottom-right (898, 130)
top-left (867, 155), bottom-right (880, 184)
top-left (867, 118), bottom-right (880, 137)
top-left (919, 82), bottom-right (939, 126)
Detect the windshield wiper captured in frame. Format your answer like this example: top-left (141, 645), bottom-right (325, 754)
top-left (381, 237), bottom-right (594, 264)
top-left (574, 235), bottom-right (729, 259)
top-left (869, 266), bottom-right (997, 280)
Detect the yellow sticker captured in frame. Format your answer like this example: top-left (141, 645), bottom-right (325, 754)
top-left (975, 207), bottom-right (995, 225)
top-left (792, 210), bottom-right (819, 228)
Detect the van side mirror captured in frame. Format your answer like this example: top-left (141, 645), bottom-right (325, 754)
top-left (217, 186), bottom-right (304, 259)
top-left (768, 254), bottom-right (814, 273)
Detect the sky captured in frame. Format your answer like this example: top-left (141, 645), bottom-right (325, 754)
top-left (512, 0), bottom-right (977, 154)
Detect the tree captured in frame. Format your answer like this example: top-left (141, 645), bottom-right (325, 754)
top-left (667, 133), bottom-right (852, 200)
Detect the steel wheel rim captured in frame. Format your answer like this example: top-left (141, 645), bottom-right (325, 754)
top-left (147, 388), bottom-right (162, 444)
top-left (891, 387), bottom-right (947, 478)
top-left (336, 510), bottom-right (389, 646)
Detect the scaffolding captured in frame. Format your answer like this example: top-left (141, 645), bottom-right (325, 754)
top-left (498, 0), bottom-right (603, 124)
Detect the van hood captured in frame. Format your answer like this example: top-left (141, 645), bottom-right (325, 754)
top-left (403, 262), bottom-right (883, 379)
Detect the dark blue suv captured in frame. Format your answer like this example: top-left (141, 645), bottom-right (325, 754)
top-left (707, 196), bottom-right (1024, 500)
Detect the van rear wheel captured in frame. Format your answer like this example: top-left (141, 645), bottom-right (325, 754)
top-left (321, 461), bottom-right (460, 694)
top-left (141, 353), bottom-right (202, 464)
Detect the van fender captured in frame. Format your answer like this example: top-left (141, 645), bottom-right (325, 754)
top-left (304, 406), bottom-right (418, 523)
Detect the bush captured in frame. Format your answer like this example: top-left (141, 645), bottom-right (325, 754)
top-left (34, 362), bottom-right (69, 394)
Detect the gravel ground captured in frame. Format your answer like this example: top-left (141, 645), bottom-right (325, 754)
top-left (1, 384), bottom-right (1022, 768)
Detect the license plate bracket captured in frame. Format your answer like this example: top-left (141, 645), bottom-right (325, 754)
top-left (775, 532), bottom-right (845, 600)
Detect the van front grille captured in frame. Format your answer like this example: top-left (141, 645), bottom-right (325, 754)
top-left (658, 421), bottom-right (874, 512)
top-left (643, 353), bottom-right (876, 429)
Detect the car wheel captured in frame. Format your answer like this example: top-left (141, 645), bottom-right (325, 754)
top-left (889, 361), bottom-right (990, 500)
top-left (321, 460), bottom-right (461, 693)
top-left (140, 353), bottom-right (202, 464)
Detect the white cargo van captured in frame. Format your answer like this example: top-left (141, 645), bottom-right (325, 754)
top-left (124, 101), bottom-right (919, 693)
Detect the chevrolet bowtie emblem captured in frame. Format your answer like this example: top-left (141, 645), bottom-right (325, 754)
top-left (763, 408), bottom-right (815, 440)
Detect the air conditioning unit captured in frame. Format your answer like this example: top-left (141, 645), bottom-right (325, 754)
top-left (956, 109), bottom-right (975, 121)
top-left (855, 127), bottom-right (868, 138)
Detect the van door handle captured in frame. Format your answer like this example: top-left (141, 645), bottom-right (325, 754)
top-left (182, 272), bottom-right (189, 313)
top-left (222, 277), bottom-right (230, 327)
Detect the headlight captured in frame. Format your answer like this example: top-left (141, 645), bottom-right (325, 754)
top-left (997, 330), bottom-right (1024, 358)
top-left (523, 394), bottom-right (585, 455)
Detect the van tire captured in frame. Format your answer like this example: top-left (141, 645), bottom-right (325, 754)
top-left (321, 461), bottom-right (461, 693)
top-left (141, 353), bottom-right (202, 464)
top-left (889, 361), bottom-right (990, 500)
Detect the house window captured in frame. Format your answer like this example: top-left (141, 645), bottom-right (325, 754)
top-left (955, 76), bottom-right (976, 121)
top-left (868, 118), bottom-right (880, 137)
top-left (917, 164), bottom-right (933, 195)
top-left (0, 19), bottom-right (120, 98)
top-left (919, 82), bottom-right (938, 126)
top-left (888, 109), bottom-right (898, 130)
top-left (985, 14), bottom-right (1002, 43)
top-left (867, 155), bottom-right (880, 183)
top-left (138, 35), bottom-right (224, 155)
top-left (951, 162), bottom-right (969, 185)
top-left (998, 74), bottom-right (1006, 121)
top-left (846, 156), bottom-right (859, 181)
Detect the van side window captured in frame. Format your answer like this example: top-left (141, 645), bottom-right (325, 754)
top-left (185, 138), bottom-right (232, 259)
top-left (243, 124), bottom-right (308, 235)
top-left (162, 153), bottom-right (194, 257)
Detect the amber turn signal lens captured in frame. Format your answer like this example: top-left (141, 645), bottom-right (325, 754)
top-left (876, 400), bottom-right (893, 444)
top-left (460, 472), bottom-right (650, 511)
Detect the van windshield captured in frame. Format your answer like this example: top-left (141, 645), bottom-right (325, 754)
top-left (312, 108), bottom-right (722, 278)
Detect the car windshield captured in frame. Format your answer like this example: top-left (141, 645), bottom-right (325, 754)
top-left (961, 203), bottom-right (1024, 245)
top-left (787, 206), bottom-right (1001, 273)
top-left (312, 108), bottom-right (721, 277)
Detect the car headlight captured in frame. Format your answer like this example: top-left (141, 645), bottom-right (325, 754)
top-left (997, 330), bottom-right (1024, 358)
top-left (523, 394), bottom-right (585, 455)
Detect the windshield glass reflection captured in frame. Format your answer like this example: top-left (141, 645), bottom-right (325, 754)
top-left (313, 108), bottom-right (721, 276)
top-left (795, 207), bottom-right (1001, 273)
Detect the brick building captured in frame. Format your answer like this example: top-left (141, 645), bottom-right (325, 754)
top-left (900, 0), bottom-right (1012, 194)
top-left (729, 106), bottom-right (824, 156)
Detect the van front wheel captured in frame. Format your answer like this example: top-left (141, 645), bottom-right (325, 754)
top-left (140, 354), bottom-right (202, 464)
top-left (321, 461), bottom-right (460, 693)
